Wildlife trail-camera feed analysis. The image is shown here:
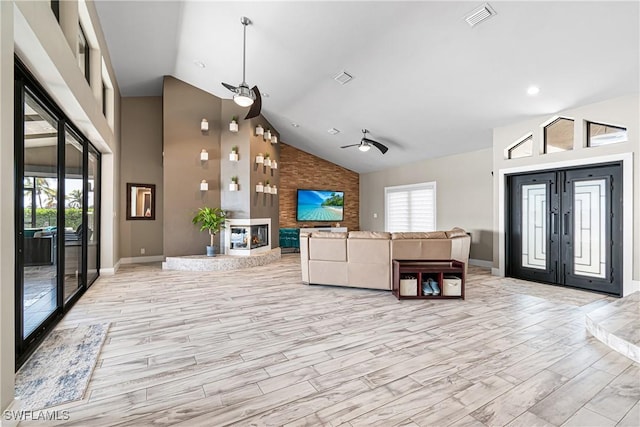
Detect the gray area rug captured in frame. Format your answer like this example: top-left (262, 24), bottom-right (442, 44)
top-left (15, 323), bottom-right (110, 410)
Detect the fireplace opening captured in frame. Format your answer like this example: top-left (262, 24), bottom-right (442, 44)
top-left (230, 224), bottom-right (269, 250)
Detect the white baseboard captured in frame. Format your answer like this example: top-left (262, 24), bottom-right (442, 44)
top-left (469, 258), bottom-right (493, 268)
top-left (100, 259), bottom-right (121, 276)
top-left (491, 267), bottom-right (502, 277)
top-left (627, 280), bottom-right (640, 296)
top-left (119, 255), bottom-right (165, 265)
top-left (1, 398), bottom-right (21, 427)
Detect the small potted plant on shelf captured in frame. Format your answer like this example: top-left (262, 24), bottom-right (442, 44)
top-left (264, 128), bottom-right (272, 141)
top-left (255, 124), bottom-right (264, 136)
top-left (229, 176), bottom-right (239, 192)
top-left (263, 152), bottom-right (271, 167)
top-left (255, 152), bottom-right (264, 164)
top-left (191, 207), bottom-right (226, 257)
top-left (256, 181), bottom-right (264, 193)
top-left (229, 116), bottom-right (239, 132)
top-left (271, 184), bottom-right (277, 195)
top-left (229, 145), bottom-right (239, 161)
top-left (264, 179), bottom-right (271, 194)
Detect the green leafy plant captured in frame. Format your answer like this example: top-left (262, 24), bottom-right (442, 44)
top-left (231, 116), bottom-right (238, 122)
top-left (231, 176), bottom-right (238, 183)
top-left (264, 152), bottom-right (270, 158)
top-left (231, 145), bottom-right (238, 153)
top-left (192, 207), bottom-right (227, 247)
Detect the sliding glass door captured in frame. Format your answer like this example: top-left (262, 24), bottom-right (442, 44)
top-left (15, 59), bottom-right (101, 367)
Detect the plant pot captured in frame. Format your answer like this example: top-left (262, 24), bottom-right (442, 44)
top-left (229, 183), bottom-right (238, 192)
top-left (229, 121), bottom-right (238, 132)
top-left (206, 245), bottom-right (216, 257)
top-left (229, 152), bottom-right (239, 161)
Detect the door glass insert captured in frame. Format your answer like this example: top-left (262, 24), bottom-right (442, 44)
top-left (63, 129), bottom-right (84, 302)
top-left (23, 92), bottom-right (59, 338)
top-left (573, 179), bottom-right (606, 278)
top-left (521, 183), bottom-right (546, 270)
top-left (87, 147), bottom-right (99, 285)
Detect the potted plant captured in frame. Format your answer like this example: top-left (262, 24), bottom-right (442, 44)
top-left (191, 207), bottom-right (226, 257)
top-left (264, 152), bottom-right (271, 167)
top-left (229, 176), bottom-right (239, 192)
top-left (264, 128), bottom-right (272, 141)
top-left (256, 181), bottom-right (264, 193)
top-left (255, 124), bottom-right (264, 136)
top-left (229, 116), bottom-right (239, 132)
top-left (264, 179), bottom-right (271, 194)
top-left (229, 145), bottom-right (239, 161)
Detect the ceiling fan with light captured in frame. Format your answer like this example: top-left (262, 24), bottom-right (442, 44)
top-left (340, 129), bottom-right (389, 154)
top-left (222, 16), bottom-right (261, 120)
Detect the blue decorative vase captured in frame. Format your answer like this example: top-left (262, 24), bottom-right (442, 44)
top-left (206, 245), bottom-right (216, 257)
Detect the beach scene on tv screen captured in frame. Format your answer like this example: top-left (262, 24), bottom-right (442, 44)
top-left (297, 190), bottom-right (344, 221)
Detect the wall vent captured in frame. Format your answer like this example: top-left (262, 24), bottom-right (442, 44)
top-left (333, 71), bottom-right (353, 85)
top-left (464, 3), bottom-right (497, 27)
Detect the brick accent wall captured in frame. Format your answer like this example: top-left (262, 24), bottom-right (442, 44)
top-left (279, 143), bottom-right (359, 230)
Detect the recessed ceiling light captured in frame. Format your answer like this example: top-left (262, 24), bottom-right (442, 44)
top-left (327, 128), bottom-right (340, 135)
top-left (194, 61), bottom-right (206, 68)
top-left (527, 86), bottom-right (540, 95)
top-left (291, 123), bottom-right (300, 128)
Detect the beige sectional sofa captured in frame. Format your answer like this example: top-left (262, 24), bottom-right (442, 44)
top-left (300, 228), bottom-right (470, 290)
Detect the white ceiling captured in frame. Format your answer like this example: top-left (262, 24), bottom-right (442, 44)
top-left (94, 1), bottom-right (639, 173)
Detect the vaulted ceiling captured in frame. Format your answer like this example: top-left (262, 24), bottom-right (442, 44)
top-left (94, 1), bottom-right (639, 173)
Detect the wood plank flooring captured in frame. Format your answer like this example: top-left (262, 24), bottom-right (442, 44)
top-left (20, 255), bottom-right (639, 426)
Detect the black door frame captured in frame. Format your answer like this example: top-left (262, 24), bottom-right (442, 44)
top-left (14, 58), bottom-right (102, 368)
top-left (506, 162), bottom-right (622, 296)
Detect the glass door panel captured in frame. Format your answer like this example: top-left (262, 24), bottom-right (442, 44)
top-left (521, 183), bottom-right (547, 270)
top-left (573, 179), bottom-right (606, 278)
top-left (22, 92), bottom-right (59, 338)
top-left (87, 147), bottom-right (100, 285)
top-left (63, 129), bottom-right (84, 303)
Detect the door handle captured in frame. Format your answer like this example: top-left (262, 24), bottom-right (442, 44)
top-left (551, 212), bottom-right (558, 235)
top-left (563, 212), bottom-right (570, 235)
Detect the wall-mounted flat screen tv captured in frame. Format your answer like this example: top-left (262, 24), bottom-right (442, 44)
top-left (296, 189), bottom-right (344, 222)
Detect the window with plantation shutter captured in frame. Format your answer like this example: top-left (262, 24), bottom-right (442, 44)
top-left (384, 182), bottom-right (436, 232)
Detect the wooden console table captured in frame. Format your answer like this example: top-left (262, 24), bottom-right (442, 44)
top-left (392, 259), bottom-right (465, 300)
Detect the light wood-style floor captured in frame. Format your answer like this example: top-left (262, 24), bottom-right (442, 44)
top-left (24, 255), bottom-right (639, 426)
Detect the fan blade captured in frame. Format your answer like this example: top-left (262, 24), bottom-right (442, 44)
top-left (244, 86), bottom-right (262, 119)
top-left (363, 137), bottom-right (388, 154)
top-left (222, 82), bottom-right (239, 93)
top-left (340, 144), bottom-right (361, 149)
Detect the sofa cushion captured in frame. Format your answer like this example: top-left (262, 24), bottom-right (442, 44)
top-left (348, 231), bottom-right (391, 239)
top-left (311, 231), bottom-right (348, 239)
top-left (309, 260), bottom-right (348, 286)
top-left (391, 231), bottom-right (448, 239)
top-left (309, 236), bottom-right (347, 261)
top-left (348, 262), bottom-right (391, 290)
top-left (348, 238), bottom-right (390, 264)
top-left (445, 227), bottom-right (468, 238)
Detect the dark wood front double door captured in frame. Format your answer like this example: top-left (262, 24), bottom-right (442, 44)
top-left (507, 163), bottom-right (622, 296)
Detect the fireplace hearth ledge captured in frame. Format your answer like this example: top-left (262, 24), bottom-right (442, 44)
top-left (162, 248), bottom-right (281, 271)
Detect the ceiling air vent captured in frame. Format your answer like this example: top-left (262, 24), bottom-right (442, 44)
top-left (333, 71), bottom-right (353, 85)
top-left (327, 128), bottom-right (340, 135)
top-left (464, 3), bottom-right (497, 27)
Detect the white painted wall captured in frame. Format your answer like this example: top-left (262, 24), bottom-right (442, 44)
top-left (492, 95), bottom-right (639, 294)
top-left (360, 148), bottom-right (494, 262)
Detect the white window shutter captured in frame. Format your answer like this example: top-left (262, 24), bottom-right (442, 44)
top-left (385, 182), bottom-right (436, 232)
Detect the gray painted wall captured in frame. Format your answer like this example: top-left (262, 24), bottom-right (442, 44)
top-left (163, 76), bottom-right (222, 257)
top-left (360, 148), bottom-right (494, 262)
top-left (120, 97), bottom-right (163, 258)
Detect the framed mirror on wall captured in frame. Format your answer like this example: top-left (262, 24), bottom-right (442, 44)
top-left (126, 183), bottom-right (156, 220)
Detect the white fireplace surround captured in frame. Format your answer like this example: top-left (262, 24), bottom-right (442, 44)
top-left (224, 218), bottom-right (272, 256)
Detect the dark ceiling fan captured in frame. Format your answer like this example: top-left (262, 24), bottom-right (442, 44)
top-left (221, 16), bottom-right (261, 120)
top-left (340, 129), bottom-right (389, 154)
